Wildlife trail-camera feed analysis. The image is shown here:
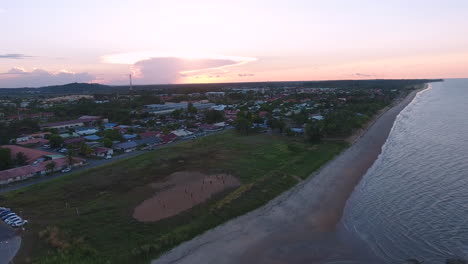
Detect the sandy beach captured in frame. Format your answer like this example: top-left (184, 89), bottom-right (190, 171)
top-left (152, 87), bottom-right (425, 264)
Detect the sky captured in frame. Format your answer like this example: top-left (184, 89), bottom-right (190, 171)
top-left (1, 0), bottom-right (468, 88)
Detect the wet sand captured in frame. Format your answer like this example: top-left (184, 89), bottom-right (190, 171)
top-left (152, 88), bottom-right (423, 264)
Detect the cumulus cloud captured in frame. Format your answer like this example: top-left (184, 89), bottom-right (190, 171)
top-left (0, 53), bottom-right (32, 59)
top-left (0, 68), bottom-right (95, 88)
top-left (132, 57), bottom-right (249, 84)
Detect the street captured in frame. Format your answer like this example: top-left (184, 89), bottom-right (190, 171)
top-left (0, 128), bottom-right (232, 194)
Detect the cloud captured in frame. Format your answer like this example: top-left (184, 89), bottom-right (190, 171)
top-left (353, 73), bottom-right (375, 78)
top-left (0, 53), bottom-right (32, 59)
top-left (132, 57), bottom-right (252, 84)
top-left (0, 68), bottom-right (96, 88)
top-left (238, 73), bottom-right (255, 77)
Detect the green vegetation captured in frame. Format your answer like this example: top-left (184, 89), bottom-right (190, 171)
top-left (204, 109), bottom-right (225, 124)
top-left (0, 148), bottom-right (29, 170)
top-left (0, 147), bottom-right (13, 170)
top-left (4, 131), bottom-right (346, 264)
top-left (48, 134), bottom-right (64, 148)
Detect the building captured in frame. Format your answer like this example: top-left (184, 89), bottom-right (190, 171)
top-left (94, 147), bottom-right (114, 158)
top-left (41, 116), bottom-right (106, 130)
top-left (171, 129), bottom-right (193, 137)
top-left (205, 92), bottom-right (225, 97)
top-left (114, 141), bottom-right (138, 152)
top-left (139, 131), bottom-right (160, 139)
top-left (1, 145), bottom-right (54, 164)
top-left (144, 102), bottom-right (215, 115)
top-left (84, 135), bottom-right (101, 141)
top-left (159, 133), bottom-right (178, 144)
top-left (135, 137), bottom-right (162, 149)
top-left (16, 138), bottom-right (49, 146)
top-left (0, 156), bottom-right (85, 185)
top-left (199, 124), bottom-right (223, 132)
top-left (76, 127), bottom-right (99, 136)
top-left (41, 120), bottom-right (85, 130)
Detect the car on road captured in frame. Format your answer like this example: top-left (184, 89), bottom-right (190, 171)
top-left (43, 145), bottom-right (51, 149)
top-left (61, 167), bottom-right (72, 173)
top-left (105, 155), bottom-right (112, 159)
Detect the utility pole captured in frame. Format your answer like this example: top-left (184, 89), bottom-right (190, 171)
top-left (129, 74), bottom-right (133, 92)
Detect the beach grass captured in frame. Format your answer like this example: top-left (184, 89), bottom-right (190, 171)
top-left (2, 131), bottom-right (346, 264)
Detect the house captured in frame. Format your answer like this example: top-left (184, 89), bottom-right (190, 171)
top-left (84, 135), bottom-right (101, 141)
top-left (159, 133), bottom-right (178, 144)
top-left (59, 132), bottom-right (79, 139)
top-left (224, 110), bottom-right (239, 121)
top-left (114, 141), bottom-right (138, 152)
top-left (291, 128), bottom-right (305, 134)
top-left (199, 124), bottom-right (223, 132)
top-left (76, 127), bottom-right (99, 136)
top-left (258, 111), bottom-right (269, 118)
top-left (94, 147), bottom-right (114, 157)
top-left (0, 145), bottom-right (53, 164)
top-left (123, 134), bottom-right (138, 140)
top-left (139, 131), bottom-right (160, 139)
top-left (64, 137), bottom-right (85, 146)
top-left (135, 137), bottom-right (162, 148)
top-left (41, 120), bottom-right (85, 130)
top-left (311, 115), bottom-right (324, 121)
top-left (104, 123), bottom-right (118, 129)
top-left (0, 157), bottom-right (85, 185)
top-left (16, 138), bottom-right (49, 146)
top-left (171, 129), bottom-right (193, 137)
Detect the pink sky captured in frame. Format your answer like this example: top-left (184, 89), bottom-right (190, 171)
top-left (1, 0), bottom-right (468, 87)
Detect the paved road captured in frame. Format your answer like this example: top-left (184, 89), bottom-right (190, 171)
top-left (0, 128), bottom-right (232, 194)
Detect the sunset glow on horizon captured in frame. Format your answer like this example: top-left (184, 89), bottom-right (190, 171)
top-left (1, 0), bottom-right (468, 87)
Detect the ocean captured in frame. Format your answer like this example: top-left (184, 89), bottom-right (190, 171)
top-left (340, 79), bottom-right (468, 263)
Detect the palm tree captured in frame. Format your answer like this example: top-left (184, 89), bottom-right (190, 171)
top-left (66, 149), bottom-right (75, 167)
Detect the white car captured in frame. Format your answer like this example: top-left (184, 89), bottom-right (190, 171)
top-left (1, 212), bottom-right (16, 220)
top-left (5, 216), bottom-right (21, 224)
top-left (61, 167), bottom-right (72, 173)
top-left (105, 155), bottom-right (112, 159)
top-left (10, 220), bottom-right (27, 227)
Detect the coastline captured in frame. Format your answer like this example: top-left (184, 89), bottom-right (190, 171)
top-left (152, 86), bottom-right (427, 264)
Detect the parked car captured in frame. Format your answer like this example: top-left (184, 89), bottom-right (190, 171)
top-left (0, 210), bottom-right (11, 217)
top-left (10, 220), bottom-right (27, 227)
top-left (105, 155), bottom-right (112, 159)
top-left (5, 216), bottom-right (21, 224)
top-left (43, 145), bottom-right (51, 149)
top-left (58, 148), bottom-right (68, 153)
top-left (1, 213), bottom-right (16, 220)
top-left (61, 167), bottom-right (72, 173)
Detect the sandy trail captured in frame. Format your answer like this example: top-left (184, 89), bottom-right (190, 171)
top-left (134, 171), bottom-right (240, 222)
top-left (152, 88), bottom-right (423, 264)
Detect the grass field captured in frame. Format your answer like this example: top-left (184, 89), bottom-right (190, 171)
top-left (2, 131), bottom-right (347, 264)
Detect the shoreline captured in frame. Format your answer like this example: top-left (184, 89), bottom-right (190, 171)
top-left (152, 86), bottom-right (427, 264)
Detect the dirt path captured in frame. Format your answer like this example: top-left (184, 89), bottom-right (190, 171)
top-left (151, 88), bottom-right (424, 264)
top-left (134, 172), bottom-right (240, 222)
